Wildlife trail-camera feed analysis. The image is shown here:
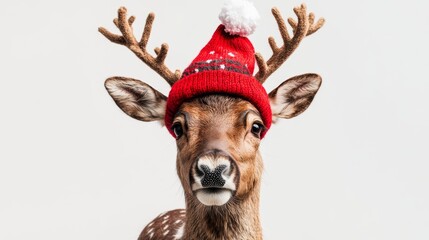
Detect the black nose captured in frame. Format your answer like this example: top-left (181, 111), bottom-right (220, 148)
top-left (197, 164), bottom-right (227, 188)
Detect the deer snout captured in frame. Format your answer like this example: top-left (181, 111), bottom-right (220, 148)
top-left (197, 162), bottom-right (228, 188)
top-left (191, 150), bottom-right (238, 206)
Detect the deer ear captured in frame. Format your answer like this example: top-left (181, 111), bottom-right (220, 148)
top-left (104, 77), bottom-right (167, 123)
top-left (269, 73), bottom-right (322, 121)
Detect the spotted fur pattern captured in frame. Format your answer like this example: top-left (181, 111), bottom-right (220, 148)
top-left (138, 209), bottom-right (186, 240)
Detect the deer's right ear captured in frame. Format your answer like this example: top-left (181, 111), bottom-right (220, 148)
top-left (104, 77), bottom-right (167, 123)
top-left (268, 73), bottom-right (322, 121)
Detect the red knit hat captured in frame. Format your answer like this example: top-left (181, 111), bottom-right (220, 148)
top-left (165, 1), bottom-right (272, 138)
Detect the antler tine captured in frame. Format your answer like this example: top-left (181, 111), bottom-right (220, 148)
top-left (287, 11), bottom-right (324, 36)
top-left (140, 12), bottom-right (155, 50)
top-left (254, 4), bottom-right (324, 84)
top-left (255, 53), bottom-right (268, 78)
top-left (99, 25), bottom-right (125, 45)
top-left (98, 7), bottom-right (181, 86)
top-left (156, 44), bottom-right (169, 63)
top-left (307, 17), bottom-right (325, 36)
top-left (272, 7), bottom-right (291, 43)
top-left (128, 16), bottom-right (135, 26)
top-left (117, 7), bottom-right (138, 45)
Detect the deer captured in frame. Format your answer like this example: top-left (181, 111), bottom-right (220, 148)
top-left (99, 2), bottom-right (324, 240)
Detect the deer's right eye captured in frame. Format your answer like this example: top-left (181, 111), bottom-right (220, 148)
top-left (172, 123), bottom-right (184, 139)
top-left (251, 122), bottom-right (264, 138)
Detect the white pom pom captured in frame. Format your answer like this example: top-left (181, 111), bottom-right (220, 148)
top-left (218, 0), bottom-right (259, 37)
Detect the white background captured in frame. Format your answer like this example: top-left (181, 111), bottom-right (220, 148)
top-left (1, 0), bottom-right (428, 239)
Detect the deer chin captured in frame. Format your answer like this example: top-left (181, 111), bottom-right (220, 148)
top-left (195, 188), bottom-right (233, 206)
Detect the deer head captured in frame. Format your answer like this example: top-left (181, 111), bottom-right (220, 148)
top-left (100, 3), bottom-right (324, 239)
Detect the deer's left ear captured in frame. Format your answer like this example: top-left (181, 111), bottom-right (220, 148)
top-left (268, 73), bottom-right (322, 121)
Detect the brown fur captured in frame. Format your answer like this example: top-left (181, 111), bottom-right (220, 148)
top-left (137, 95), bottom-right (264, 240)
top-left (175, 95), bottom-right (263, 239)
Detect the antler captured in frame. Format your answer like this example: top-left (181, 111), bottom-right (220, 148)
top-left (254, 4), bottom-right (325, 83)
top-left (98, 7), bottom-right (181, 86)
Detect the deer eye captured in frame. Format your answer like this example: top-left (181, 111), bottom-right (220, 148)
top-left (172, 123), bottom-right (184, 139)
top-left (251, 122), bottom-right (264, 138)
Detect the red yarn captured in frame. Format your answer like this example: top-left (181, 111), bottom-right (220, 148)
top-left (165, 25), bottom-right (272, 138)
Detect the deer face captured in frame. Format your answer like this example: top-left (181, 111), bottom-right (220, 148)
top-left (105, 73), bottom-right (321, 206)
top-left (172, 95), bottom-right (264, 206)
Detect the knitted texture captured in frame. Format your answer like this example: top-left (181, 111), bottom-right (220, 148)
top-left (165, 25), bottom-right (272, 138)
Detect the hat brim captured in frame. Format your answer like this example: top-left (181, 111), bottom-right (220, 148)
top-left (165, 70), bottom-right (272, 138)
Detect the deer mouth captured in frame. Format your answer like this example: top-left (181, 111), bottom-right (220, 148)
top-left (195, 188), bottom-right (233, 206)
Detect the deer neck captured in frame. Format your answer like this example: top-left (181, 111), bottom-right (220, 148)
top-left (182, 182), bottom-right (262, 240)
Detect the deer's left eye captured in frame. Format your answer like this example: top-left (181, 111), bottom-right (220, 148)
top-left (251, 122), bottom-right (264, 138)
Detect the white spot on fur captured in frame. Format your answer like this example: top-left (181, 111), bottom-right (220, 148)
top-left (174, 224), bottom-right (185, 240)
top-left (175, 219), bottom-right (181, 224)
top-left (163, 224), bottom-right (169, 230)
top-left (147, 228), bottom-right (154, 233)
top-left (163, 230), bottom-right (170, 236)
top-left (195, 68), bottom-right (199, 73)
top-left (209, 51), bottom-right (215, 55)
top-left (148, 232), bottom-right (154, 239)
top-left (206, 59), bottom-right (212, 63)
top-left (220, 64), bottom-right (225, 69)
top-left (228, 52), bottom-right (235, 57)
